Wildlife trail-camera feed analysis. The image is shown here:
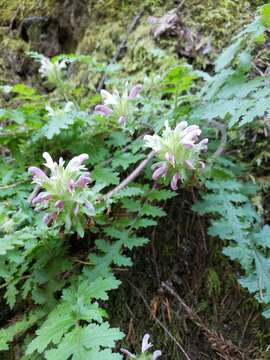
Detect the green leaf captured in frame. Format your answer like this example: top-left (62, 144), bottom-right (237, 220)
top-left (261, 4), bottom-right (270, 28)
top-left (0, 310), bottom-right (44, 351)
top-left (44, 323), bottom-right (124, 360)
top-left (91, 167), bottom-right (119, 188)
top-left (215, 38), bottom-right (242, 72)
top-left (26, 304), bottom-right (74, 354)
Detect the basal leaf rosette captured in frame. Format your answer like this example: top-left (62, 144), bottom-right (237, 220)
top-left (144, 121), bottom-right (208, 190)
top-left (28, 152), bottom-right (95, 236)
top-left (121, 333), bottom-right (161, 360)
top-left (95, 83), bottom-right (142, 126)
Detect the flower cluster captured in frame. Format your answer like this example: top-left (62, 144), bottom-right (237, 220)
top-left (144, 121), bottom-right (208, 190)
top-left (121, 334), bottom-right (162, 360)
top-left (28, 152), bottom-right (95, 235)
top-left (38, 55), bottom-right (68, 86)
top-left (95, 83), bottom-right (142, 125)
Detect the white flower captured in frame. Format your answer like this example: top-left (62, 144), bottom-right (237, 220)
top-left (121, 333), bottom-right (162, 359)
top-left (38, 55), bottom-right (68, 86)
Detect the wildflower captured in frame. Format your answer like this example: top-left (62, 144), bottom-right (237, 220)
top-left (95, 83), bottom-right (142, 125)
top-left (28, 152), bottom-right (95, 235)
top-left (144, 120), bottom-right (208, 190)
top-left (38, 55), bottom-right (68, 86)
top-left (121, 333), bottom-right (162, 360)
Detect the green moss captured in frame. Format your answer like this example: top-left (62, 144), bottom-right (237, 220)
top-left (0, 0), bottom-right (55, 25)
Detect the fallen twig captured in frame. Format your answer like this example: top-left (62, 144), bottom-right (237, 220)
top-left (104, 150), bottom-right (155, 199)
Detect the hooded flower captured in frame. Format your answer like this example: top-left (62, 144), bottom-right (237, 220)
top-left (32, 53), bottom-right (68, 87)
top-left (28, 152), bottom-right (95, 236)
top-left (95, 83), bottom-right (142, 125)
top-left (121, 333), bottom-right (162, 360)
top-left (144, 121), bottom-right (208, 190)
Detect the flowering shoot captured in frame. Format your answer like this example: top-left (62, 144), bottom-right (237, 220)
top-left (95, 83), bottom-right (142, 126)
top-left (144, 121), bottom-right (208, 190)
top-left (28, 152), bottom-right (95, 236)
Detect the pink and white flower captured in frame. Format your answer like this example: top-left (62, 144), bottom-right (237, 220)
top-left (144, 120), bottom-right (208, 190)
top-left (95, 83), bottom-right (142, 126)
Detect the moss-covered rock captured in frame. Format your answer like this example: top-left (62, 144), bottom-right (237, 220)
top-left (0, 0), bottom-right (55, 26)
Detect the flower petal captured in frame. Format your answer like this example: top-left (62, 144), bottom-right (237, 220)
top-left (43, 152), bottom-right (55, 170)
top-left (199, 161), bottom-right (206, 171)
top-left (170, 172), bottom-right (181, 191)
top-left (76, 173), bottom-right (91, 188)
top-left (95, 105), bottom-right (113, 116)
top-left (120, 349), bottom-right (136, 358)
top-left (152, 165), bottom-right (167, 181)
top-left (43, 212), bottom-right (57, 225)
top-left (128, 84), bottom-right (142, 99)
top-left (118, 116), bottom-right (127, 125)
top-left (32, 192), bottom-right (51, 205)
top-left (152, 350), bottom-right (162, 360)
top-left (74, 204), bottom-right (79, 216)
top-left (55, 200), bottom-right (64, 209)
top-left (28, 167), bottom-right (47, 180)
top-left (185, 160), bottom-right (195, 170)
top-left (142, 333), bottom-right (153, 353)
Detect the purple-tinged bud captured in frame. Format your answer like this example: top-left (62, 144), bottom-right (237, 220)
top-left (55, 200), bottom-right (64, 209)
top-left (152, 350), bottom-right (162, 359)
top-left (118, 116), bottom-right (127, 125)
top-left (74, 204), bottom-right (79, 216)
top-left (75, 173), bottom-right (91, 188)
top-left (128, 84), bottom-right (142, 99)
top-left (85, 201), bottom-right (94, 213)
top-left (185, 160), bottom-right (195, 170)
top-left (68, 179), bottom-right (75, 192)
top-left (43, 212), bottom-right (57, 225)
top-left (152, 165), bottom-right (167, 181)
top-left (199, 161), bottom-right (206, 171)
top-left (28, 167), bottom-right (47, 180)
top-left (32, 192), bottom-right (51, 205)
top-left (170, 172), bottom-right (181, 191)
top-left (181, 140), bottom-right (195, 149)
top-left (165, 152), bottom-right (175, 167)
top-left (95, 104), bottom-right (113, 116)
top-left (181, 127), bottom-right (201, 142)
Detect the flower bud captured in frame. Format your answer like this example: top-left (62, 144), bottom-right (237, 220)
top-left (118, 116), bottom-right (127, 125)
top-left (165, 152), bottom-right (175, 167)
top-left (75, 173), bottom-right (91, 188)
top-left (43, 212), bottom-right (57, 225)
top-left (152, 165), bottom-right (167, 181)
top-left (55, 200), bottom-right (64, 209)
top-left (95, 105), bottom-right (113, 116)
top-left (28, 167), bottom-right (48, 180)
top-left (128, 84), bottom-right (142, 99)
top-left (32, 192), bottom-right (51, 205)
top-left (170, 172), bottom-right (181, 190)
